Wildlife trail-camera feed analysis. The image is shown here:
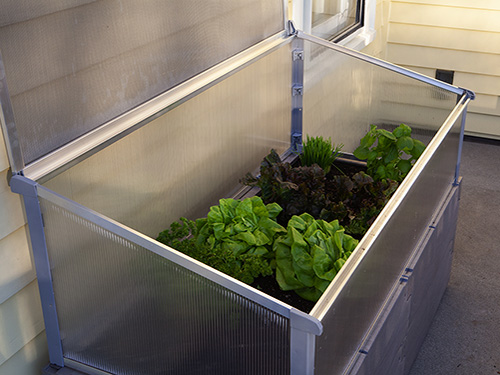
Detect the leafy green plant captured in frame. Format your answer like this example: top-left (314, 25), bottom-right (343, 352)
top-left (274, 213), bottom-right (358, 302)
top-left (300, 135), bottom-right (343, 174)
top-left (157, 197), bottom-right (286, 284)
top-left (157, 216), bottom-right (197, 254)
top-left (321, 171), bottom-right (399, 238)
top-left (242, 150), bottom-right (398, 237)
top-left (353, 124), bottom-right (426, 182)
top-left (241, 149), bottom-right (328, 225)
top-left (157, 218), bottom-right (244, 279)
top-left (195, 196), bottom-right (286, 283)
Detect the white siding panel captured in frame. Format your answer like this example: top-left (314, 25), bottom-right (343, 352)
top-left (0, 331), bottom-right (48, 375)
top-left (0, 189), bottom-right (25, 239)
top-left (380, 64), bottom-right (500, 117)
top-left (0, 281), bottom-right (45, 367)
top-left (465, 112), bottom-right (500, 139)
top-left (397, 67), bottom-right (500, 100)
top-left (0, 131), bottom-right (9, 172)
top-left (0, 225), bottom-right (36, 304)
top-left (0, 169), bottom-right (10, 195)
top-left (393, 0), bottom-right (500, 11)
top-left (386, 44), bottom-right (500, 77)
top-left (468, 94), bottom-right (500, 117)
top-left (388, 23), bottom-right (500, 55)
top-left (362, 0), bottom-right (391, 58)
top-left (390, 3), bottom-right (500, 32)
top-left (454, 73), bottom-right (500, 98)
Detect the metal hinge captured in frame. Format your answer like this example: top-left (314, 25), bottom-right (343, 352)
top-left (292, 84), bottom-right (303, 96)
top-left (292, 132), bottom-right (302, 151)
top-left (293, 49), bottom-right (304, 61)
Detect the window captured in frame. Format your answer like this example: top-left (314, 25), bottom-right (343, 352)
top-left (292, 0), bottom-right (376, 50)
top-left (311, 0), bottom-right (364, 42)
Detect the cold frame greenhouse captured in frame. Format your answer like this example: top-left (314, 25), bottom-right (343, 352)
top-left (0, 1), bottom-right (473, 374)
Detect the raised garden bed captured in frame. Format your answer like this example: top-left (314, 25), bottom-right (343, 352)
top-left (2, 4), bottom-right (473, 373)
top-left (155, 127), bottom-right (425, 313)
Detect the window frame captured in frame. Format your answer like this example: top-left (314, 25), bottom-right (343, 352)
top-left (291, 0), bottom-right (376, 51)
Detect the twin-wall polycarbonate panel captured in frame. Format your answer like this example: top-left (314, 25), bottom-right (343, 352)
top-left (43, 45), bottom-right (292, 238)
top-left (38, 189), bottom-right (290, 375)
top-left (0, 0), bottom-right (284, 166)
top-left (313, 102), bottom-right (467, 374)
top-left (302, 40), bottom-right (459, 152)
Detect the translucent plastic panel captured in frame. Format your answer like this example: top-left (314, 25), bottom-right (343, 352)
top-left (313, 107), bottom-right (465, 374)
top-left (0, 0), bottom-right (284, 165)
top-left (39, 194), bottom-right (290, 375)
top-left (302, 41), bottom-right (459, 153)
top-left (43, 45), bottom-right (292, 238)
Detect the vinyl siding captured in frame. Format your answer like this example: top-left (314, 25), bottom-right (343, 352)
top-left (0, 332), bottom-right (49, 375)
top-left (0, 129), bottom-right (9, 172)
top-left (0, 281), bottom-right (45, 367)
top-left (0, 138), bottom-right (48, 372)
top-left (386, 1), bottom-right (500, 138)
top-left (0, 225), bottom-right (36, 304)
top-left (361, 0), bottom-right (392, 58)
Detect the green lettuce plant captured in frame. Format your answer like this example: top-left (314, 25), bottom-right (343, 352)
top-left (353, 124), bottom-right (426, 182)
top-left (274, 213), bottom-right (359, 302)
top-left (157, 196), bottom-right (286, 284)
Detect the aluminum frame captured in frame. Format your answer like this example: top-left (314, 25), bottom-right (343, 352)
top-left (9, 176), bottom-right (64, 366)
top-left (291, 38), bottom-right (305, 151)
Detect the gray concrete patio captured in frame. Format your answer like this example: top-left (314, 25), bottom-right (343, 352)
top-left (409, 137), bottom-right (500, 375)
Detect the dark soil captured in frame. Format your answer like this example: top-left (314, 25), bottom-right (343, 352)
top-left (252, 276), bottom-right (316, 313)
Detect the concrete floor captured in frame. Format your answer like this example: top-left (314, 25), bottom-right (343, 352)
top-left (409, 137), bottom-right (500, 375)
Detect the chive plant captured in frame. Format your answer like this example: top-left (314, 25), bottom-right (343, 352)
top-left (300, 135), bottom-right (344, 174)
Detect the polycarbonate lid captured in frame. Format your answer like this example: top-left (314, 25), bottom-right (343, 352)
top-left (0, 0), bottom-right (286, 175)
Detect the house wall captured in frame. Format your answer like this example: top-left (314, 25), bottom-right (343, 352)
top-left (0, 133), bottom-right (49, 372)
top-left (385, 0), bottom-right (500, 138)
top-left (361, 0), bottom-right (391, 58)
